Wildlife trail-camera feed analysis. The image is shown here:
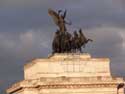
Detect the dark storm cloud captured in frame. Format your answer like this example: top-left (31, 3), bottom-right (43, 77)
top-left (0, 0), bottom-right (125, 94)
top-left (0, 0), bottom-right (125, 31)
top-left (84, 27), bottom-right (125, 74)
top-left (0, 29), bottom-right (53, 94)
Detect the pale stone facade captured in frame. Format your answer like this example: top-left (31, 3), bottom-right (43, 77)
top-left (6, 53), bottom-right (125, 94)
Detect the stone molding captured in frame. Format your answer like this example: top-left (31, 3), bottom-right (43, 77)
top-left (24, 53), bottom-right (110, 69)
top-left (6, 76), bottom-right (124, 93)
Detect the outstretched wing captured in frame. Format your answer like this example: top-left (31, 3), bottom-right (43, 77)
top-left (48, 8), bottom-right (60, 26)
top-left (62, 9), bottom-right (67, 19)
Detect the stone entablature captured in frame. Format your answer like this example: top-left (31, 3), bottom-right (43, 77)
top-left (6, 76), bottom-right (124, 93)
top-left (24, 53), bottom-right (111, 79)
top-left (24, 53), bottom-right (109, 69)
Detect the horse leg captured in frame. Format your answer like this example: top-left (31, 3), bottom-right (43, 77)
top-left (88, 39), bottom-right (93, 42)
top-left (79, 47), bottom-right (83, 53)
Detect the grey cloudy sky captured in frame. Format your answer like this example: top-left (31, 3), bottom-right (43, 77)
top-left (0, 0), bottom-right (125, 93)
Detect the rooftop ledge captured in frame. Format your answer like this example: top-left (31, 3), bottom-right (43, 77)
top-left (6, 76), bottom-right (124, 94)
top-left (24, 53), bottom-right (110, 69)
top-left (48, 53), bottom-right (91, 59)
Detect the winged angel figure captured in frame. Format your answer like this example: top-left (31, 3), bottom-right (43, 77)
top-left (48, 8), bottom-right (71, 32)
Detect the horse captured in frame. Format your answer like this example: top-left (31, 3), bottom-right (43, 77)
top-left (71, 29), bottom-right (93, 53)
top-left (52, 30), bottom-right (61, 53)
top-left (78, 29), bottom-right (93, 48)
top-left (52, 30), bottom-right (72, 53)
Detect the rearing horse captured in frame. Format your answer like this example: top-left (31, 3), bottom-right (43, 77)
top-left (78, 29), bottom-right (93, 48)
top-left (71, 29), bottom-right (93, 52)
